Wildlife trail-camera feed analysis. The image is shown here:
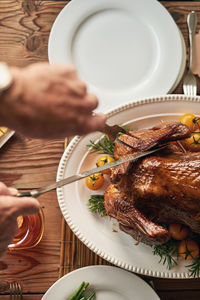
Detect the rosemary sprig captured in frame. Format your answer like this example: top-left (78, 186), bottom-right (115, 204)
top-left (187, 256), bottom-right (200, 278)
top-left (152, 239), bottom-right (179, 269)
top-left (87, 135), bottom-right (114, 156)
top-left (88, 195), bottom-right (107, 217)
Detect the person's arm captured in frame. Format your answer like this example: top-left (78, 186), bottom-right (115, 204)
top-left (0, 182), bottom-right (39, 257)
top-left (0, 63), bottom-right (106, 138)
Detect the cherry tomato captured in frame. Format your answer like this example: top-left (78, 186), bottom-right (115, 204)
top-left (184, 133), bottom-right (200, 152)
top-left (180, 114), bottom-right (200, 132)
top-left (85, 172), bottom-right (104, 190)
top-left (169, 223), bottom-right (189, 240)
top-left (96, 155), bottom-right (115, 175)
top-left (178, 239), bottom-right (199, 260)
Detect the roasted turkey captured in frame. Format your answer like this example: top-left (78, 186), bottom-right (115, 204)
top-left (104, 122), bottom-right (200, 245)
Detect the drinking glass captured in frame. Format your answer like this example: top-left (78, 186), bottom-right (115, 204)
top-left (8, 208), bottom-right (45, 250)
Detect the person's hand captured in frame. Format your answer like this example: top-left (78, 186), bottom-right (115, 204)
top-left (0, 63), bottom-right (106, 138)
top-left (0, 182), bottom-right (40, 257)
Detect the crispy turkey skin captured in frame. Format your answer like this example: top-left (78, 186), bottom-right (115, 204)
top-left (104, 122), bottom-right (195, 245)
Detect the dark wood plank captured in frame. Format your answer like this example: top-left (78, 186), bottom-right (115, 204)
top-left (152, 278), bottom-right (200, 291)
top-left (0, 295), bottom-right (43, 300)
top-left (158, 290), bottom-right (200, 300)
top-left (0, 0), bottom-right (69, 67)
top-left (0, 133), bottom-right (64, 188)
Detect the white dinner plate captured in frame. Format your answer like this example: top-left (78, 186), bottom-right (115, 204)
top-left (170, 30), bottom-right (186, 92)
top-left (48, 0), bottom-right (184, 112)
top-left (57, 95), bottom-right (200, 279)
top-left (42, 265), bottom-right (160, 299)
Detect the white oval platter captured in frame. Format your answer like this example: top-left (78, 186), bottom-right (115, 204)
top-left (57, 95), bottom-right (200, 278)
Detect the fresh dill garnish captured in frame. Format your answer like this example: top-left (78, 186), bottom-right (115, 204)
top-left (152, 239), bottom-right (179, 269)
top-left (88, 195), bottom-right (107, 217)
top-left (187, 256), bottom-right (200, 278)
top-left (87, 135), bottom-right (114, 156)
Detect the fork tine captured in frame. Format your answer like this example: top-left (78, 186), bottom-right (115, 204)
top-left (16, 282), bottom-right (20, 300)
top-left (17, 282), bottom-right (23, 300)
top-left (13, 282), bottom-right (17, 300)
top-left (15, 282), bottom-right (19, 300)
top-left (9, 282), bottom-right (22, 300)
top-left (183, 70), bottom-right (197, 96)
top-left (9, 282), bottom-right (13, 300)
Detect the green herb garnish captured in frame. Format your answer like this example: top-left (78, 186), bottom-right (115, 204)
top-left (88, 195), bottom-right (107, 217)
top-left (187, 256), bottom-right (200, 278)
top-left (67, 281), bottom-right (95, 300)
top-left (152, 239), bottom-right (179, 269)
top-left (87, 135), bottom-right (114, 156)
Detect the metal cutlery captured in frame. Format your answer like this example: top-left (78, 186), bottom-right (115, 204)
top-left (0, 281), bottom-right (23, 300)
top-left (183, 11), bottom-right (198, 96)
top-left (103, 123), bottom-right (138, 142)
top-left (9, 282), bottom-right (23, 300)
top-left (17, 145), bottom-right (166, 198)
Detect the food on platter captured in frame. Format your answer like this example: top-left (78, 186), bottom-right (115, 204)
top-left (96, 155), bottom-right (115, 175)
top-left (86, 114), bottom-right (200, 276)
top-left (104, 122), bottom-right (193, 246)
top-left (85, 172), bottom-right (104, 190)
top-left (178, 239), bottom-right (199, 260)
top-left (169, 223), bottom-right (189, 240)
top-left (67, 281), bottom-right (95, 300)
top-left (180, 114), bottom-right (200, 151)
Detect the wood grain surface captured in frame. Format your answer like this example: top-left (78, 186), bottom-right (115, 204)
top-left (0, 1), bottom-right (67, 299)
top-left (0, 1), bottom-right (200, 300)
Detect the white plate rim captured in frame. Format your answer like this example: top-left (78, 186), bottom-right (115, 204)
top-left (42, 265), bottom-right (160, 299)
top-left (48, 0), bottom-right (184, 113)
top-left (57, 94), bottom-right (200, 279)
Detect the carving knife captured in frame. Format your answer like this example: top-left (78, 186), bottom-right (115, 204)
top-left (17, 145), bottom-right (165, 198)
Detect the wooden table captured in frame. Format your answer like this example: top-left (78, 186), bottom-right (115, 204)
top-left (1, 1), bottom-right (200, 299)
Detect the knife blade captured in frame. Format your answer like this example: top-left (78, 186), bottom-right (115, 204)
top-left (17, 145), bottom-right (165, 198)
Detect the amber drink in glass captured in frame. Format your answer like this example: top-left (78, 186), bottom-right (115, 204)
top-left (8, 208), bottom-right (44, 250)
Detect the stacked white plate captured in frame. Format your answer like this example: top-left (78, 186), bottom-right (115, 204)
top-left (42, 265), bottom-right (160, 300)
top-left (48, 0), bottom-right (186, 113)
